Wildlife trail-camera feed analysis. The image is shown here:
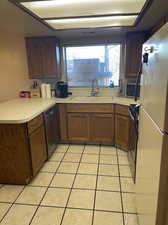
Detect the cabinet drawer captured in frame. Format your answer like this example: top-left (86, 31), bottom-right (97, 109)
top-left (28, 114), bottom-right (43, 134)
top-left (115, 104), bottom-right (129, 116)
top-left (67, 104), bottom-right (114, 113)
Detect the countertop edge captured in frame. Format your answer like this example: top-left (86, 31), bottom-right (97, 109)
top-left (0, 97), bottom-right (138, 124)
top-left (0, 102), bottom-right (56, 124)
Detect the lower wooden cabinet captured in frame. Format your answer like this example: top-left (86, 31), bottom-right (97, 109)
top-left (29, 125), bottom-right (47, 175)
top-left (59, 103), bottom-right (132, 149)
top-left (67, 112), bottom-right (114, 144)
top-left (68, 113), bottom-right (90, 142)
top-left (90, 114), bottom-right (114, 144)
top-left (115, 114), bottom-right (131, 150)
top-left (0, 124), bottom-right (32, 184)
top-left (0, 114), bottom-right (47, 184)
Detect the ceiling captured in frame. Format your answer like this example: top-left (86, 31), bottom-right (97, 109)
top-left (19, 0), bottom-right (146, 29)
top-left (0, 0), bottom-right (168, 40)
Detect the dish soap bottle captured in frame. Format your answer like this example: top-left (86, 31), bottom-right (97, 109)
top-left (109, 80), bottom-right (114, 88)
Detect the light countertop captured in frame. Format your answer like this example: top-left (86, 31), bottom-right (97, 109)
top-left (0, 96), bottom-right (139, 124)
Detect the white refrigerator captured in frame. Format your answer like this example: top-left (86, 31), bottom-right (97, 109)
top-left (136, 22), bottom-right (168, 225)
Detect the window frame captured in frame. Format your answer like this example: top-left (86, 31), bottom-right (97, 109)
top-left (62, 43), bottom-right (122, 88)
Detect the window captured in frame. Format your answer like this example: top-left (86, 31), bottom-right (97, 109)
top-left (65, 44), bottom-right (121, 87)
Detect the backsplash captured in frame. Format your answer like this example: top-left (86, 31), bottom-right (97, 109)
top-left (69, 87), bottom-right (119, 97)
top-left (31, 79), bottom-right (119, 97)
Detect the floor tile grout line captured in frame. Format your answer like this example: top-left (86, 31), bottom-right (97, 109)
top-left (116, 147), bottom-right (125, 225)
top-left (91, 144), bottom-right (101, 225)
top-left (0, 185), bottom-right (27, 223)
top-left (59, 144), bottom-right (87, 225)
top-left (49, 160), bottom-right (127, 166)
top-left (0, 201), bottom-right (138, 215)
top-left (28, 144), bottom-right (71, 225)
top-left (37, 170), bottom-right (132, 178)
top-left (0, 185), bottom-right (135, 202)
top-left (54, 172), bottom-right (132, 179)
top-left (57, 152), bottom-right (117, 156)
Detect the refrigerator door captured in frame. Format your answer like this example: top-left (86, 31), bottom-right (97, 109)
top-left (141, 23), bottom-right (168, 131)
top-left (136, 107), bottom-right (164, 225)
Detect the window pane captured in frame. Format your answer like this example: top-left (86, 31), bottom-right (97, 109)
top-left (66, 44), bottom-right (120, 87)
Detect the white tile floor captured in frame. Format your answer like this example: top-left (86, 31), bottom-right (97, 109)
top-left (0, 144), bottom-right (138, 225)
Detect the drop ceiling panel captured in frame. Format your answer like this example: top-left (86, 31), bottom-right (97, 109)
top-left (45, 15), bottom-right (137, 29)
top-left (21, 0), bottom-right (146, 18)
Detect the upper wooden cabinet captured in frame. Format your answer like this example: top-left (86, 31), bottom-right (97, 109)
top-left (26, 37), bottom-right (61, 79)
top-left (125, 32), bottom-right (148, 78)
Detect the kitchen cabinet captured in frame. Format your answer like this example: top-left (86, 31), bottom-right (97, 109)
top-left (90, 113), bottom-right (114, 144)
top-left (115, 114), bottom-right (130, 149)
top-left (61, 104), bottom-right (115, 145)
top-left (115, 105), bottom-right (131, 150)
top-left (0, 124), bottom-right (32, 184)
top-left (29, 122), bottom-right (47, 175)
top-left (125, 32), bottom-right (147, 78)
top-left (26, 37), bottom-right (61, 79)
top-left (68, 113), bottom-right (90, 142)
top-left (59, 103), bottom-right (131, 147)
top-left (0, 114), bottom-right (47, 184)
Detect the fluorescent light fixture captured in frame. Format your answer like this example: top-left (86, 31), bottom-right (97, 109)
top-left (45, 15), bottom-right (137, 29)
top-left (21, 0), bottom-right (146, 18)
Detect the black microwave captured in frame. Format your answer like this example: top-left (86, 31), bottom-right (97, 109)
top-left (126, 83), bottom-right (140, 98)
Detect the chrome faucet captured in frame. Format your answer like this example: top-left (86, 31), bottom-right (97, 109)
top-left (90, 79), bottom-right (99, 96)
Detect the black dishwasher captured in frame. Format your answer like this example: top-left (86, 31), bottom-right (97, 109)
top-left (44, 105), bottom-right (59, 158)
top-left (128, 104), bottom-right (140, 183)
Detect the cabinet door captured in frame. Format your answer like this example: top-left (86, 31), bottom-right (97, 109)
top-left (42, 38), bottom-right (60, 78)
top-left (68, 113), bottom-right (90, 142)
top-left (26, 38), bottom-right (44, 79)
top-left (90, 114), bottom-right (114, 144)
top-left (29, 125), bottom-right (47, 175)
top-left (26, 37), bottom-right (60, 79)
top-left (125, 32), bottom-right (146, 78)
top-left (115, 114), bottom-right (130, 150)
top-left (0, 124), bottom-right (32, 184)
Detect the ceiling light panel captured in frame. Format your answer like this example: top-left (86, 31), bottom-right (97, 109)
top-left (21, 0), bottom-right (146, 18)
top-left (45, 15), bottom-right (137, 29)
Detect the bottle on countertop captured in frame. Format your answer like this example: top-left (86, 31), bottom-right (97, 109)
top-left (109, 80), bottom-right (115, 88)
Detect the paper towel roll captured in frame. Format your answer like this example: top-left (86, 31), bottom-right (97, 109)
top-left (46, 84), bottom-right (51, 99)
top-left (41, 84), bottom-right (47, 98)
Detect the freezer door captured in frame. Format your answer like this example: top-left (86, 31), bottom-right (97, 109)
top-left (141, 23), bottom-right (168, 131)
top-left (136, 107), bottom-right (164, 225)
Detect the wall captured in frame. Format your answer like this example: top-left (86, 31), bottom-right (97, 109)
top-left (61, 32), bottom-right (125, 45)
top-left (0, 31), bottom-right (31, 102)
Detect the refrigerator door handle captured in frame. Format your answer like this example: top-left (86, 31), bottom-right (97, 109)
top-left (160, 129), bottom-right (168, 135)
